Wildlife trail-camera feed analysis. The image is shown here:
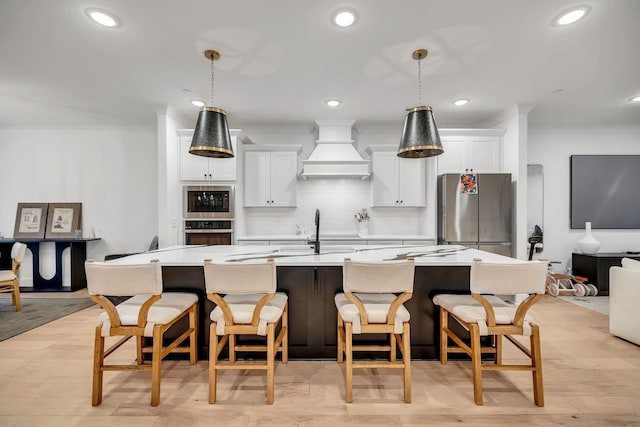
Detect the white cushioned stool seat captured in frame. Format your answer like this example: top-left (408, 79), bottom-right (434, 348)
top-left (335, 293), bottom-right (410, 334)
top-left (98, 292), bottom-right (198, 337)
top-left (0, 271), bottom-right (17, 281)
top-left (433, 294), bottom-right (534, 330)
top-left (210, 292), bottom-right (288, 336)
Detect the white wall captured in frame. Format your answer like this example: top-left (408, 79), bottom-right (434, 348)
top-left (0, 125), bottom-right (157, 285)
top-left (528, 125), bottom-right (640, 271)
top-left (238, 125), bottom-right (434, 238)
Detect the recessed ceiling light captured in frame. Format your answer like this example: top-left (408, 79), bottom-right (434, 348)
top-left (191, 100), bottom-right (205, 107)
top-left (453, 98), bottom-right (469, 106)
top-left (630, 96), bottom-right (640, 103)
top-left (555, 6), bottom-right (591, 26)
top-left (332, 9), bottom-right (357, 27)
top-left (326, 99), bottom-right (341, 108)
top-left (86, 8), bottom-right (119, 27)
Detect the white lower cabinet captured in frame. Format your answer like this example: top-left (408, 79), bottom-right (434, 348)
top-left (367, 146), bottom-right (426, 207)
top-left (244, 146), bottom-right (301, 207)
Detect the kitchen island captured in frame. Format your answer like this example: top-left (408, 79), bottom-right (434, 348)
top-left (107, 244), bottom-right (519, 359)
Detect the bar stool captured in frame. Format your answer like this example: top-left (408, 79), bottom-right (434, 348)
top-left (433, 258), bottom-right (547, 406)
top-left (85, 260), bottom-right (198, 406)
top-left (0, 242), bottom-right (27, 311)
top-left (335, 258), bottom-right (415, 403)
top-left (203, 258), bottom-right (288, 404)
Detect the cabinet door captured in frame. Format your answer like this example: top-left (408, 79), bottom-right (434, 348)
top-left (179, 136), bottom-right (210, 181)
top-left (371, 151), bottom-right (400, 206)
top-left (244, 151), bottom-right (272, 207)
top-left (208, 140), bottom-right (237, 180)
top-left (437, 136), bottom-right (467, 175)
top-left (398, 157), bottom-right (426, 206)
top-left (468, 136), bottom-right (502, 173)
top-left (269, 151), bottom-right (298, 206)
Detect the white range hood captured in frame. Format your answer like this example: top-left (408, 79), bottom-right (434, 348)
top-left (300, 120), bottom-right (370, 179)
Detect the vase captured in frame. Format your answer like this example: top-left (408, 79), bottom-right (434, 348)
top-left (577, 221), bottom-right (600, 254)
top-left (357, 221), bottom-right (369, 236)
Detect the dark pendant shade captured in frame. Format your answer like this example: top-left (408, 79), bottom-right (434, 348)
top-left (397, 106), bottom-right (443, 158)
top-left (189, 107), bottom-right (234, 158)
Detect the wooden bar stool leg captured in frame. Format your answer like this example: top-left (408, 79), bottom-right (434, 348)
top-left (12, 280), bottom-right (21, 311)
top-left (440, 307), bottom-right (449, 364)
top-left (189, 304), bottom-right (198, 364)
top-left (495, 334), bottom-right (503, 365)
top-left (92, 326), bottom-right (104, 406)
top-left (209, 323), bottom-right (218, 404)
top-left (282, 303), bottom-right (289, 364)
top-left (337, 314), bottom-right (344, 364)
top-left (150, 326), bottom-right (163, 407)
top-left (136, 336), bottom-right (144, 364)
top-left (470, 324), bottom-right (483, 405)
top-left (531, 325), bottom-right (544, 407)
top-left (390, 332), bottom-right (397, 362)
top-left (229, 334), bottom-right (236, 363)
top-left (345, 321), bottom-right (353, 403)
top-left (266, 323), bottom-right (275, 405)
top-left (403, 322), bottom-right (412, 403)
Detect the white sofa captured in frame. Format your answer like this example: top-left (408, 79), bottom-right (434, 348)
top-left (609, 257), bottom-right (640, 345)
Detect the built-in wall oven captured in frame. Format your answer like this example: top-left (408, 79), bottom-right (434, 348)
top-left (183, 185), bottom-right (234, 245)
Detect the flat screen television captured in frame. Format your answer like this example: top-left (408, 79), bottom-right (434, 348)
top-left (570, 155), bottom-right (640, 229)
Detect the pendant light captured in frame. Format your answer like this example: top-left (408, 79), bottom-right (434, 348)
top-left (397, 49), bottom-right (443, 158)
top-left (189, 49), bottom-right (234, 158)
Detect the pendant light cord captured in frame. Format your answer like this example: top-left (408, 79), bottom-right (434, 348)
top-left (417, 59), bottom-right (422, 106)
top-left (210, 57), bottom-right (215, 108)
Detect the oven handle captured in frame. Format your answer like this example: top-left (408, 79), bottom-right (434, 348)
top-left (184, 229), bottom-right (234, 234)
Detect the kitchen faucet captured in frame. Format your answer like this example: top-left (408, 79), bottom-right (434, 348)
top-left (307, 209), bottom-right (320, 254)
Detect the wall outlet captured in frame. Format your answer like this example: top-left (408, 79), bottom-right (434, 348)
top-left (170, 217), bottom-right (177, 228)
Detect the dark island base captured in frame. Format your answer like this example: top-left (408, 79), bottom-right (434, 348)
top-left (161, 264), bottom-right (471, 360)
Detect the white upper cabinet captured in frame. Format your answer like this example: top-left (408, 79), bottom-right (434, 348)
top-left (367, 146), bottom-right (426, 207)
top-left (244, 146), bottom-right (301, 207)
top-left (437, 130), bottom-right (504, 175)
top-left (177, 129), bottom-right (238, 181)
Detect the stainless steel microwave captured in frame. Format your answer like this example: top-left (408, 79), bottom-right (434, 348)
top-left (183, 185), bottom-right (234, 219)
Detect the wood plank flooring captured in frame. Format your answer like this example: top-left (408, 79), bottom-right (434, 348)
top-left (0, 294), bottom-right (639, 426)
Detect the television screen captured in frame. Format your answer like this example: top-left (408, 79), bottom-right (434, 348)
top-left (570, 155), bottom-right (640, 229)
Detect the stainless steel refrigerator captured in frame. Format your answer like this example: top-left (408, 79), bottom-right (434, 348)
top-left (437, 173), bottom-right (512, 257)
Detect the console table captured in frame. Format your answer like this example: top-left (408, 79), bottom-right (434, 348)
top-left (0, 238), bottom-right (101, 291)
top-left (572, 252), bottom-right (640, 295)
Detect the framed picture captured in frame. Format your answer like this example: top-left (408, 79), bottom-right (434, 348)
top-left (45, 203), bottom-right (82, 239)
top-left (13, 203), bottom-right (49, 239)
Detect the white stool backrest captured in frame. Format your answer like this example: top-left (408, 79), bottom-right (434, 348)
top-left (470, 259), bottom-right (547, 295)
top-left (85, 260), bottom-right (163, 296)
top-left (204, 259), bottom-right (276, 295)
top-left (11, 242), bottom-right (27, 263)
top-left (343, 258), bottom-right (415, 293)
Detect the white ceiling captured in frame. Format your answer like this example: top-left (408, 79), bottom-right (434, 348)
top-left (1, 0), bottom-right (639, 129)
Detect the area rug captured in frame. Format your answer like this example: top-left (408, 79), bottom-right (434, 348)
top-left (0, 298), bottom-right (95, 341)
top-left (559, 295), bottom-right (609, 315)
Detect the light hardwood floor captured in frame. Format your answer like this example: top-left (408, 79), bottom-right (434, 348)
top-left (0, 294), bottom-right (639, 426)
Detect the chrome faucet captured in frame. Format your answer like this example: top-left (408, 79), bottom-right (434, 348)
top-left (307, 209), bottom-right (320, 254)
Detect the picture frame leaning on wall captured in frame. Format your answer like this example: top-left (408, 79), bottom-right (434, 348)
top-left (13, 203), bottom-right (49, 239)
top-left (45, 203), bottom-right (82, 239)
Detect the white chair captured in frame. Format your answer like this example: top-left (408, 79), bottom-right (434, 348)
top-left (0, 242), bottom-right (27, 311)
top-left (433, 259), bottom-right (548, 406)
top-left (203, 258), bottom-right (288, 405)
top-left (335, 258), bottom-right (415, 403)
top-left (85, 260), bottom-right (198, 406)
top-left (609, 257), bottom-right (640, 345)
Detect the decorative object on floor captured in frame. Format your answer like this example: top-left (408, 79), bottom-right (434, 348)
top-left (189, 49), bottom-right (234, 158)
top-left (85, 259), bottom-right (198, 406)
top-left (433, 259), bottom-right (548, 406)
top-left (0, 242), bottom-right (27, 311)
top-left (335, 258), bottom-right (415, 403)
top-left (44, 203), bottom-right (82, 239)
top-left (204, 258), bottom-right (288, 405)
top-left (0, 297), bottom-right (94, 340)
top-left (576, 221), bottom-right (600, 254)
top-left (13, 203), bottom-right (49, 239)
top-left (397, 48), bottom-right (443, 158)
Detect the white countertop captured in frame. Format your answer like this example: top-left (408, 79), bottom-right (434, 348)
top-left (237, 234), bottom-right (434, 241)
top-left (106, 244), bottom-right (519, 267)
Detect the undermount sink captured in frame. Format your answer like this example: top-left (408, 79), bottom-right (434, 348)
top-left (275, 245), bottom-right (357, 255)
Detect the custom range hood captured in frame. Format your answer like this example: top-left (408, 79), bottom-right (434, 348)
top-left (300, 120), bottom-right (370, 179)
